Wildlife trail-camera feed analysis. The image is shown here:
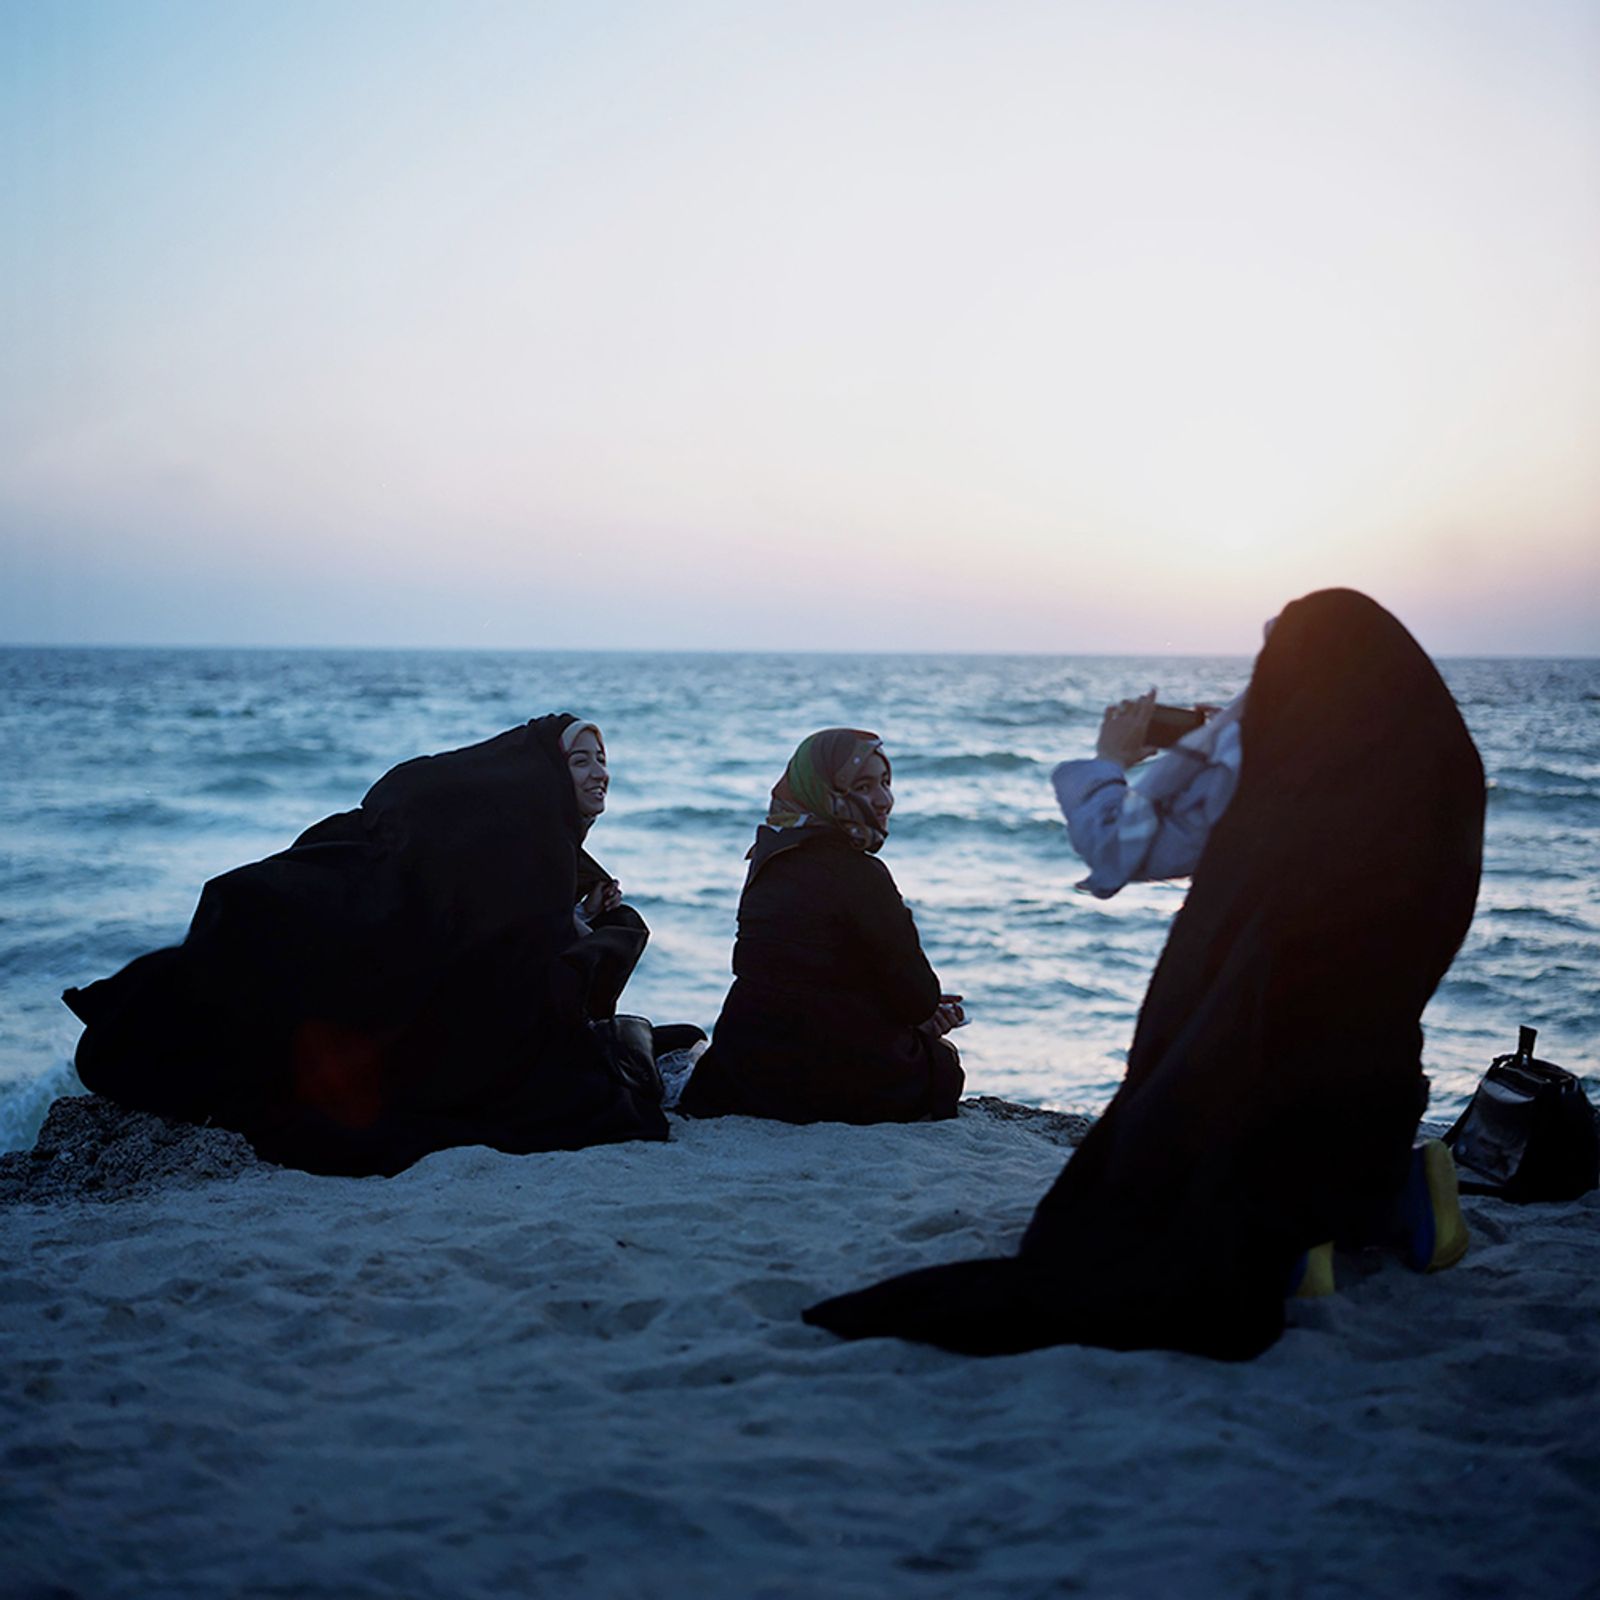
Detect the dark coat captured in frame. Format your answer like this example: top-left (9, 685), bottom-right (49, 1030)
top-left (805, 589), bottom-right (1486, 1359)
top-left (679, 828), bottom-right (963, 1125)
top-left (64, 715), bottom-right (667, 1176)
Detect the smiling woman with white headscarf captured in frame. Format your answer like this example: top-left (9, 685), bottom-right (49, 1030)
top-left (64, 713), bottom-right (677, 1175)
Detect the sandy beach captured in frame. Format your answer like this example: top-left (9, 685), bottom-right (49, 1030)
top-left (2, 1096), bottom-right (1596, 1599)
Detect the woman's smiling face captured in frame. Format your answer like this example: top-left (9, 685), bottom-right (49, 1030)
top-left (566, 728), bottom-right (609, 818)
top-left (845, 750), bottom-right (893, 835)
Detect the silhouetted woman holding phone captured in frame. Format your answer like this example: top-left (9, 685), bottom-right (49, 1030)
top-left (806, 591), bottom-right (1484, 1359)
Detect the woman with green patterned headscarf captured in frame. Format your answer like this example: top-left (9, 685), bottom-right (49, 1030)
top-left (677, 729), bottom-right (965, 1125)
top-left (763, 728), bottom-right (892, 852)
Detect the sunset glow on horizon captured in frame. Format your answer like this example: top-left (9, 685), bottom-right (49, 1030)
top-left (3, 0), bottom-right (1597, 654)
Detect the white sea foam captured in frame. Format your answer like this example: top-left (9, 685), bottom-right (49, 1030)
top-left (0, 1054), bottom-right (84, 1154)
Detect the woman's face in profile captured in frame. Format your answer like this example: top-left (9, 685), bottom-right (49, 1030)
top-left (847, 751), bottom-right (893, 835)
top-left (566, 729), bottom-right (609, 818)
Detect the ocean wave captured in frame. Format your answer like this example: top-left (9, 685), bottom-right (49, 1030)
top-left (353, 685), bottom-right (427, 703)
top-left (1435, 975), bottom-right (1496, 1001)
top-left (0, 1055), bottom-right (82, 1155)
top-left (39, 797), bottom-right (195, 830)
top-left (184, 703), bottom-right (260, 720)
top-left (0, 924), bottom-right (173, 981)
top-left (1520, 1009), bottom-right (1600, 1048)
top-left (893, 751), bottom-right (1042, 776)
top-left (618, 805), bottom-right (753, 831)
top-left (1469, 937), bottom-right (1594, 974)
top-left (616, 885), bottom-right (740, 912)
top-left (0, 858), bottom-right (151, 899)
top-left (196, 774), bottom-right (279, 797)
top-left (1489, 763), bottom-right (1600, 794)
top-left (1480, 857), bottom-right (1585, 882)
top-left (205, 743), bottom-right (349, 772)
top-left (971, 700), bottom-right (1097, 729)
top-left (1478, 905), bottom-right (1595, 933)
top-left (901, 812), bottom-right (1071, 844)
top-left (1485, 787), bottom-right (1597, 822)
top-left (964, 977), bottom-right (1106, 1005)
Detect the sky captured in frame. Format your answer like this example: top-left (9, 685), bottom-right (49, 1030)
top-left (2, 0), bottom-right (1597, 653)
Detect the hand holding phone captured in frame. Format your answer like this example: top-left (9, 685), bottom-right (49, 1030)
top-left (1096, 691), bottom-right (1158, 767)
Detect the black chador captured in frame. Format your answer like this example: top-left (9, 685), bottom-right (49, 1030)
top-left (65, 714), bottom-right (668, 1176)
top-left (805, 590), bottom-right (1486, 1360)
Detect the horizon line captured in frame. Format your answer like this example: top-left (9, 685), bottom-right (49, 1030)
top-left (2, 641), bottom-right (1596, 661)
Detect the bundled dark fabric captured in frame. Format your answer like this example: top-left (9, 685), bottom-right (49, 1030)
top-left (63, 714), bottom-right (668, 1176)
top-left (1444, 1026), bottom-right (1599, 1202)
top-left (589, 1014), bottom-right (666, 1104)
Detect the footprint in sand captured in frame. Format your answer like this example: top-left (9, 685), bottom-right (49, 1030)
top-left (729, 1276), bottom-right (811, 1319)
top-left (897, 1208), bottom-right (978, 1242)
top-left (541, 1297), bottom-right (666, 1338)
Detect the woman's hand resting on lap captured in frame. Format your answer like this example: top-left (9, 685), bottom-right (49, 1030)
top-left (920, 995), bottom-right (966, 1037)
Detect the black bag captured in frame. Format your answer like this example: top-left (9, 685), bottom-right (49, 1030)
top-left (588, 1014), bottom-right (665, 1104)
top-left (1444, 1026), bottom-right (1599, 1202)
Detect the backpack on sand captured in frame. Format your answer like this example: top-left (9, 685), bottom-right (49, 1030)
top-left (1444, 1026), bottom-right (1599, 1203)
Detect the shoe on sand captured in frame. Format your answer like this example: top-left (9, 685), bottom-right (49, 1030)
top-left (1392, 1138), bottom-right (1470, 1273)
top-left (1291, 1241), bottom-right (1336, 1298)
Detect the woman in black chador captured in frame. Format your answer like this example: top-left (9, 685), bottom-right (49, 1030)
top-left (805, 590), bottom-right (1486, 1360)
top-left (64, 715), bottom-right (677, 1176)
top-left (678, 728), bottom-right (965, 1125)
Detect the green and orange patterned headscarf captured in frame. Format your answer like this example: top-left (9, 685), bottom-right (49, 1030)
top-left (764, 728), bottom-right (889, 854)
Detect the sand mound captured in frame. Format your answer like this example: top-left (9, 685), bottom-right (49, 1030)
top-left (0, 1094), bottom-right (260, 1204)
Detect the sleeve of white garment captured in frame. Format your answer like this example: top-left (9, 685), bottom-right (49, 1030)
top-left (1051, 719), bottom-right (1242, 898)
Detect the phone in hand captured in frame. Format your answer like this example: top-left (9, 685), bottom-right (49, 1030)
top-left (1144, 704), bottom-right (1206, 747)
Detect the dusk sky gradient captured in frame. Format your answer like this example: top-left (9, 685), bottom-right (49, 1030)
top-left (3, 0), bottom-right (1597, 652)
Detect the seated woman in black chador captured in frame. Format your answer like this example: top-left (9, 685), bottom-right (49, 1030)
top-left (64, 714), bottom-right (684, 1177)
top-left (679, 729), bottom-right (965, 1125)
top-left (805, 590), bottom-right (1485, 1360)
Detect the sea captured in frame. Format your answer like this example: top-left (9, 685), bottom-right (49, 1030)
top-left (2, 647), bottom-right (1596, 1155)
